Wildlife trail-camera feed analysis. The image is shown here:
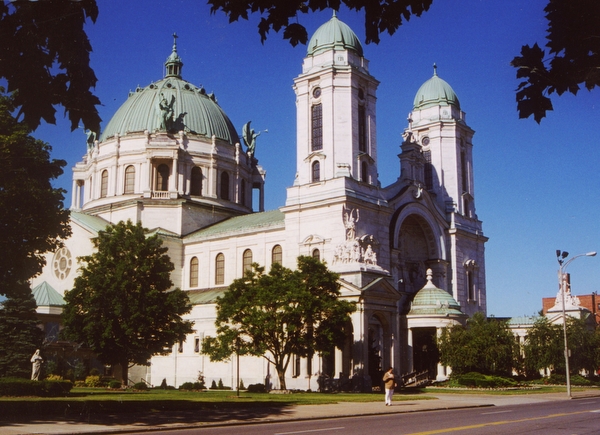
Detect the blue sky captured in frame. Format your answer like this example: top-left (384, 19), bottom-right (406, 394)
top-left (32, 0), bottom-right (600, 317)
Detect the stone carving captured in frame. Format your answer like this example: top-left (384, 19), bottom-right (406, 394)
top-left (31, 349), bottom-right (43, 381)
top-left (343, 206), bottom-right (359, 241)
top-left (85, 129), bottom-right (97, 151)
top-left (332, 207), bottom-right (379, 267)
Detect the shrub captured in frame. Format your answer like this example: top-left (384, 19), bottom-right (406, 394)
top-left (108, 380), bottom-right (122, 389)
top-left (210, 380), bottom-right (217, 390)
top-left (451, 372), bottom-right (517, 388)
top-left (179, 382), bottom-right (195, 390)
top-left (85, 375), bottom-right (102, 388)
top-left (247, 383), bottom-right (266, 393)
top-left (45, 374), bottom-right (63, 381)
top-left (132, 382), bottom-right (148, 390)
top-left (218, 378), bottom-right (224, 389)
top-left (89, 368), bottom-right (101, 376)
top-left (160, 378), bottom-right (168, 389)
top-left (0, 377), bottom-right (73, 397)
top-left (239, 379), bottom-right (245, 390)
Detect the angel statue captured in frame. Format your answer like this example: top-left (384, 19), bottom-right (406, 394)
top-left (242, 121), bottom-right (261, 158)
top-left (158, 93), bottom-right (176, 131)
top-left (343, 206), bottom-right (360, 241)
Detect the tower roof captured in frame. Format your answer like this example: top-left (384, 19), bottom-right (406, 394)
top-left (409, 269), bottom-right (464, 316)
top-left (413, 65), bottom-right (460, 110)
top-left (307, 12), bottom-right (363, 57)
top-left (99, 37), bottom-right (239, 144)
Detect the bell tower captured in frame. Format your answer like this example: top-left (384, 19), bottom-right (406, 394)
top-left (292, 12), bottom-right (380, 187)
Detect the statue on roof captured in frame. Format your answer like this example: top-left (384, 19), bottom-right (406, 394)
top-left (158, 93), bottom-right (176, 131)
top-left (85, 129), bottom-right (97, 151)
top-left (242, 121), bottom-right (261, 158)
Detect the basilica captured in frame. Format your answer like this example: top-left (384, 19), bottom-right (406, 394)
top-left (32, 14), bottom-right (487, 390)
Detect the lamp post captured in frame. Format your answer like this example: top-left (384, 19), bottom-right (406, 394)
top-left (555, 250), bottom-right (597, 398)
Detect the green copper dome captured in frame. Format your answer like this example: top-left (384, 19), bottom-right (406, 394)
top-left (100, 37), bottom-right (239, 144)
top-left (409, 269), bottom-right (464, 316)
top-left (413, 65), bottom-right (460, 110)
top-left (307, 12), bottom-right (363, 57)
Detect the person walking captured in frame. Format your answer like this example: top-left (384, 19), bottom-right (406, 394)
top-left (383, 367), bottom-right (396, 406)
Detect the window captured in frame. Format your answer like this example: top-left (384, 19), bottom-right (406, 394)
top-left (424, 150), bottom-right (433, 191)
top-left (311, 104), bottom-right (323, 151)
top-left (178, 341), bottom-right (183, 353)
top-left (292, 354), bottom-right (301, 377)
top-left (312, 249), bottom-right (320, 261)
top-left (272, 245), bottom-right (282, 265)
top-left (100, 170), bottom-right (108, 198)
top-left (190, 166), bottom-right (202, 196)
top-left (190, 257), bottom-right (199, 288)
top-left (467, 270), bottom-right (475, 301)
top-left (220, 172), bottom-right (230, 200)
top-left (242, 249), bottom-right (253, 274)
top-left (361, 161), bottom-right (368, 183)
top-left (312, 161), bottom-right (320, 182)
top-left (156, 164), bottom-right (169, 191)
top-left (194, 337), bottom-right (200, 353)
top-left (215, 253), bottom-right (225, 285)
top-left (461, 150), bottom-right (468, 193)
top-left (124, 165), bottom-right (135, 194)
top-left (358, 105), bottom-right (367, 152)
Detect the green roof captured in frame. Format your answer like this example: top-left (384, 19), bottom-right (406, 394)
top-left (71, 211), bottom-right (110, 234)
top-left (409, 271), bottom-right (464, 316)
top-left (307, 13), bottom-right (363, 57)
top-left (99, 40), bottom-right (239, 144)
top-left (187, 288), bottom-right (227, 305)
top-left (413, 66), bottom-right (460, 110)
top-left (185, 209), bottom-right (284, 241)
top-left (32, 282), bottom-right (64, 306)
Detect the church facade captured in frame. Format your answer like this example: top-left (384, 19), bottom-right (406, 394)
top-left (32, 15), bottom-right (487, 390)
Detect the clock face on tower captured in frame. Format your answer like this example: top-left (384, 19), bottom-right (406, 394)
top-left (312, 87), bottom-right (321, 98)
top-left (422, 137), bottom-right (430, 146)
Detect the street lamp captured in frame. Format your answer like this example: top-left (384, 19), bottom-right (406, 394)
top-left (555, 250), bottom-right (597, 398)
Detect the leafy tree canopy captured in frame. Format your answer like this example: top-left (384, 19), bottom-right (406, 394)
top-left (0, 93), bottom-right (71, 299)
top-left (524, 316), bottom-right (600, 376)
top-left (437, 312), bottom-right (519, 376)
top-left (0, 0), bottom-right (101, 132)
top-left (62, 220), bottom-right (194, 385)
top-left (208, 0), bottom-right (433, 46)
top-left (512, 0), bottom-right (600, 122)
top-left (0, 283), bottom-right (45, 378)
top-left (202, 256), bottom-right (356, 390)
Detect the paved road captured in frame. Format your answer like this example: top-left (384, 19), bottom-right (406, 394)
top-left (1, 390), bottom-right (599, 435)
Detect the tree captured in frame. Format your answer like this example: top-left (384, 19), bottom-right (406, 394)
top-left (202, 256), bottom-right (356, 390)
top-left (511, 0), bottom-right (600, 123)
top-left (437, 312), bottom-right (519, 376)
top-left (0, 0), bottom-right (101, 132)
top-left (0, 283), bottom-right (45, 378)
top-left (208, 0), bottom-right (433, 46)
top-left (0, 93), bottom-right (71, 299)
top-left (524, 316), bottom-right (600, 376)
top-left (62, 220), bottom-right (194, 385)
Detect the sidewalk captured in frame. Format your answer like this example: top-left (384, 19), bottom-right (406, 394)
top-left (2, 390), bottom-right (599, 435)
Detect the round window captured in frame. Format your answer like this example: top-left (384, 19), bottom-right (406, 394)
top-left (52, 247), bottom-right (72, 280)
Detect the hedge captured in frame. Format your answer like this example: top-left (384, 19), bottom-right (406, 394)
top-left (0, 377), bottom-right (73, 397)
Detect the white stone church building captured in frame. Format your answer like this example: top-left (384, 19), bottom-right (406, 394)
top-left (32, 14), bottom-right (487, 390)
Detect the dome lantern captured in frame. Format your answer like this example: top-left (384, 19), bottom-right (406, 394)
top-left (165, 33), bottom-right (183, 78)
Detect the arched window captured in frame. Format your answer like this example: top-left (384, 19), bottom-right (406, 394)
top-left (190, 166), bottom-right (202, 196)
top-left (156, 164), bottom-right (169, 191)
top-left (189, 257), bottom-right (199, 288)
top-left (358, 105), bottom-right (367, 152)
top-left (312, 249), bottom-right (320, 261)
top-left (311, 103), bottom-right (323, 151)
top-left (361, 161), bottom-right (368, 183)
top-left (124, 165), bottom-right (135, 194)
top-left (312, 161), bottom-right (320, 182)
top-left (242, 249), bottom-right (253, 274)
top-left (271, 245), bottom-right (282, 265)
top-left (100, 170), bottom-right (108, 198)
top-left (220, 172), bottom-right (230, 200)
top-left (215, 253), bottom-right (225, 285)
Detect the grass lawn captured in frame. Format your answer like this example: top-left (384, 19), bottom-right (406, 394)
top-left (0, 387), bottom-right (433, 418)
